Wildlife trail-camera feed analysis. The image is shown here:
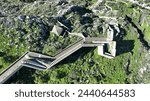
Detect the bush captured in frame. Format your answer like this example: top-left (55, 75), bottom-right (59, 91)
top-left (18, 0), bottom-right (36, 2)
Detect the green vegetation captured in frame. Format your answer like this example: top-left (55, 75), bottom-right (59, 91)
top-left (70, 0), bottom-right (97, 7)
top-left (30, 23), bottom-right (145, 84)
top-left (30, 1), bottom-right (148, 84)
top-left (0, 24), bottom-right (26, 73)
top-left (18, 0), bottom-right (36, 2)
top-left (141, 19), bottom-right (150, 46)
top-left (0, 16), bottom-right (79, 73)
top-left (0, 0), bottom-right (150, 84)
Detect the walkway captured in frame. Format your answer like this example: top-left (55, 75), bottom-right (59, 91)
top-left (0, 37), bottom-right (116, 84)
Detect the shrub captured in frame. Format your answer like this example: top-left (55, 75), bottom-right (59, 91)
top-left (18, 0), bottom-right (36, 2)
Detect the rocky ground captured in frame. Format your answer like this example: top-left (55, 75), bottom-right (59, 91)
top-left (0, 0), bottom-right (150, 84)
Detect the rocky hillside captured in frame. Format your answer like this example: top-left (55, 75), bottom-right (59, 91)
top-left (0, 0), bottom-right (150, 84)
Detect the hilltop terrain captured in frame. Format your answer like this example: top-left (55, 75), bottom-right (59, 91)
top-left (0, 0), bottom-right (150, 84)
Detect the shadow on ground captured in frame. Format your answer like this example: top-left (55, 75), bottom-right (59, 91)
top-left (51, 47), bottom-right (95, 69)
top-left (52, 40), bottom-right (134, 68)
top-left (5, 67), bottom-right (36, 84)
top-left (116, 40), bottom-right (134, 56)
